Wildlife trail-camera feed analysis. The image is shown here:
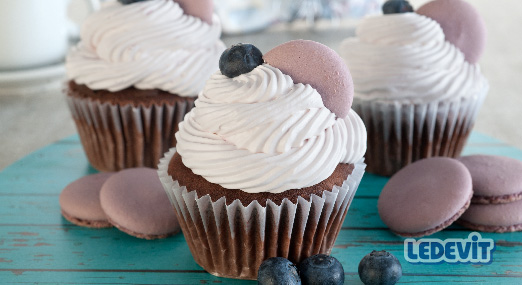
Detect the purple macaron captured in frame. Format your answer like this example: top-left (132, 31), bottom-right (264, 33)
top-left (263, 40), bottom-right (354, 119)
top-left (59, 172), bottom-right (114, 228)
top-left (458, 155), bottom-right (522, 204)
top-left (100, 168), bottom-right (180, 240)
top-left (456, 155), bottom-right (522, 233)
top-left (175, 0), bottom-right (213, 25)
top-left (378, 157), bottom-right (473, 237)
top-left (458, 199), bottom-right (522, 233)
top-left (417, 0), bottom-right (486, 64)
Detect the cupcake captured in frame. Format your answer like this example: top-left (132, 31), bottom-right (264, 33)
top-left (340, 0), bottom-right (488, 176)
top-left (66, 0), bottom-right (225, 172)
top-left (158, 41), bottom-right (367, 279)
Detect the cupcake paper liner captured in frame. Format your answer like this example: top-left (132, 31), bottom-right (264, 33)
top-left (353, 86), bottom-right (488, 176)
top-left (67, 95), bottom-right (194, 172)
top-left (157, 148), bottom-right (366, 280)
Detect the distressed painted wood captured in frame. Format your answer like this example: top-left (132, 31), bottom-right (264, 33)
top-left (1, 133), bottom-right (522, 284)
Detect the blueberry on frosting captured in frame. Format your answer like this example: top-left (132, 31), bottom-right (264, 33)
top-left (382, 0), bottom-right (414, 14)
top-left (219, 43), bottom-right (264, 78)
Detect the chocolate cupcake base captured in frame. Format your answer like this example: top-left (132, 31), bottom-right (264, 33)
top-left (66, 82), bottom-right (195, 172)
top-left (157, 148), bottom-right (366, 280)
top-left (353, 87), bottom-right (488, 176)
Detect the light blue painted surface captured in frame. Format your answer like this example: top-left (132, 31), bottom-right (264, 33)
top-left (1, 133), bottom-right (522, 284)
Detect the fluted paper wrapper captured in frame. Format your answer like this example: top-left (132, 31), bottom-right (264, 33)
top-left (158, 148), bottom-right (366, 280)
top-left (353, 86), bottom-right (488, 176)
top-left (67, 95), bottom-right (194, 172)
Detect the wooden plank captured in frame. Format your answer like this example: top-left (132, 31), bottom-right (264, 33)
top-left (466, 132), bottom-right (505, 145)
top-left (2, 132), bottom-right (522, 283)
top-left (0, 141), bottom-right (93, 195)
top-left (332, 229), bottom-right (522, 279)
top-left (355, 173), bottom-right (389, 198)
top-left (1, 270), bottom-right (521, 284)
top-left (462, 145), bottom-right (522, 160)
top-left (0, 270), bottom-right (250, 284)
top-left (1, 133), bottom-right (518, 199)
top-left (0, 226), bottom-right (198, 270)
top-left (1, 226), bottom-right (521, 277)
top-left (0, 194), bottom-right (385, 228)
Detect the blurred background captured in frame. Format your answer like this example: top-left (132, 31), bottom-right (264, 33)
top-left (1, 0), bottom-right (521, 170)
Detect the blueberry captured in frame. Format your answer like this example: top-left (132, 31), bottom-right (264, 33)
top-left (358, 250), bottom-right (402, 285)
top-left (298, 254), bottom-right (344, 285)
top-left (257, 257), bottom-right (301, 285)
top-left (118, 0), bottom-right (148, 5)
top-left (382, 0), bottom-right (414, 14)
top-left (219, 43), bottom-right (264, 78)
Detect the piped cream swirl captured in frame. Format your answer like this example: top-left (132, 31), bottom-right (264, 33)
top-left (66, 0), bottom-right (226, 96)
top-left (340, 13), bottom-right (487, 103)
top-left (175, 65), bottom-right (367, 193)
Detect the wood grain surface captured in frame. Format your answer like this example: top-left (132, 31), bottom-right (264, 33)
top-left (1, 133), bottom-right (522, 284)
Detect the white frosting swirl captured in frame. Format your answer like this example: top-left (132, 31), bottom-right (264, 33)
top-left (340, 13), bottom-right (488, 103)
top-left (176, 65), bottom-right (367, 193)
top-left (66, 0), bottom-right (226, 96)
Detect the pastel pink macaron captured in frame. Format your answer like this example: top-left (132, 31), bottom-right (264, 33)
top-left (263, 40), bottom-right (354, 118)
top-left (458, 155), bottom-right (522, 204)
top-left (458, 199), bottom-right (522, 233)
top-left (100, 168), bottom-right (180, 240)
top-left (378, 157), bottom-right (473, 237)
top-left (417, 0), bottom-right (486, 64)
top-left (175, 0), bottom-right (213, 25)
top-left (59, 172), bottom-right (114, 228)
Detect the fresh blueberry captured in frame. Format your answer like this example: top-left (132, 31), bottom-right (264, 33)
top-left (257, 257), bottom-right (301, 285)
top-left (118, 0), bottom-right (148, 5)
top-left (382, 0), bottom-right (414, 14)
top-left (358, 250), bottom-right (402, 285)
top-left (298, 254), bottom-right (344, 285)
top-left (219, 43), bottom-right (264, 78)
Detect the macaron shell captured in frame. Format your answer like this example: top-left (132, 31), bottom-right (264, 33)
top-left (263, 40), bottom-right (354, 118)
top-left (175, 0), bottom-right (213, 25)
top-left (378, 157), bottom-right (473, 237)
top-left (417, 0), bottom-right (486, 64)
top-left (458, 199), bottom-right (522, 233)
top-left (59, 172), bottom-right (114, 228)
top-left (458, 155), bottom-right (522, 204)
top-left (100, 168), bottom-right (180, 239)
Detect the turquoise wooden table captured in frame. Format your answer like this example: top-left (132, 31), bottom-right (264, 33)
top-left (1, 133), bottom-right (522, 284)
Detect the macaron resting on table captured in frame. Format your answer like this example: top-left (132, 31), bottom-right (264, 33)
top-left (100, 168), bottom-right (180, 240)
top-left (458, 155), bottom-right (522, 204)
top-left (458, 199), bottom-right (522, 233)
top-left (378, 157), bottom-right (473, 237)
top-left (456, 154), bottom-right (522, 232)
top-left (59, 172), bottom-right (114, 228)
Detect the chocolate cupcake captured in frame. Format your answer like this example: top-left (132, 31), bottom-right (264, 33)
top-left (66, 0), bottom-right (225, 171)
top-left (340, 0), bottom-right (488, 176)
top-left (158, 41), bottom-right (367, 280)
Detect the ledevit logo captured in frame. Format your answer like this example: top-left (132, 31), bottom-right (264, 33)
top-left (404, 232), bottom-right (495, 264)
